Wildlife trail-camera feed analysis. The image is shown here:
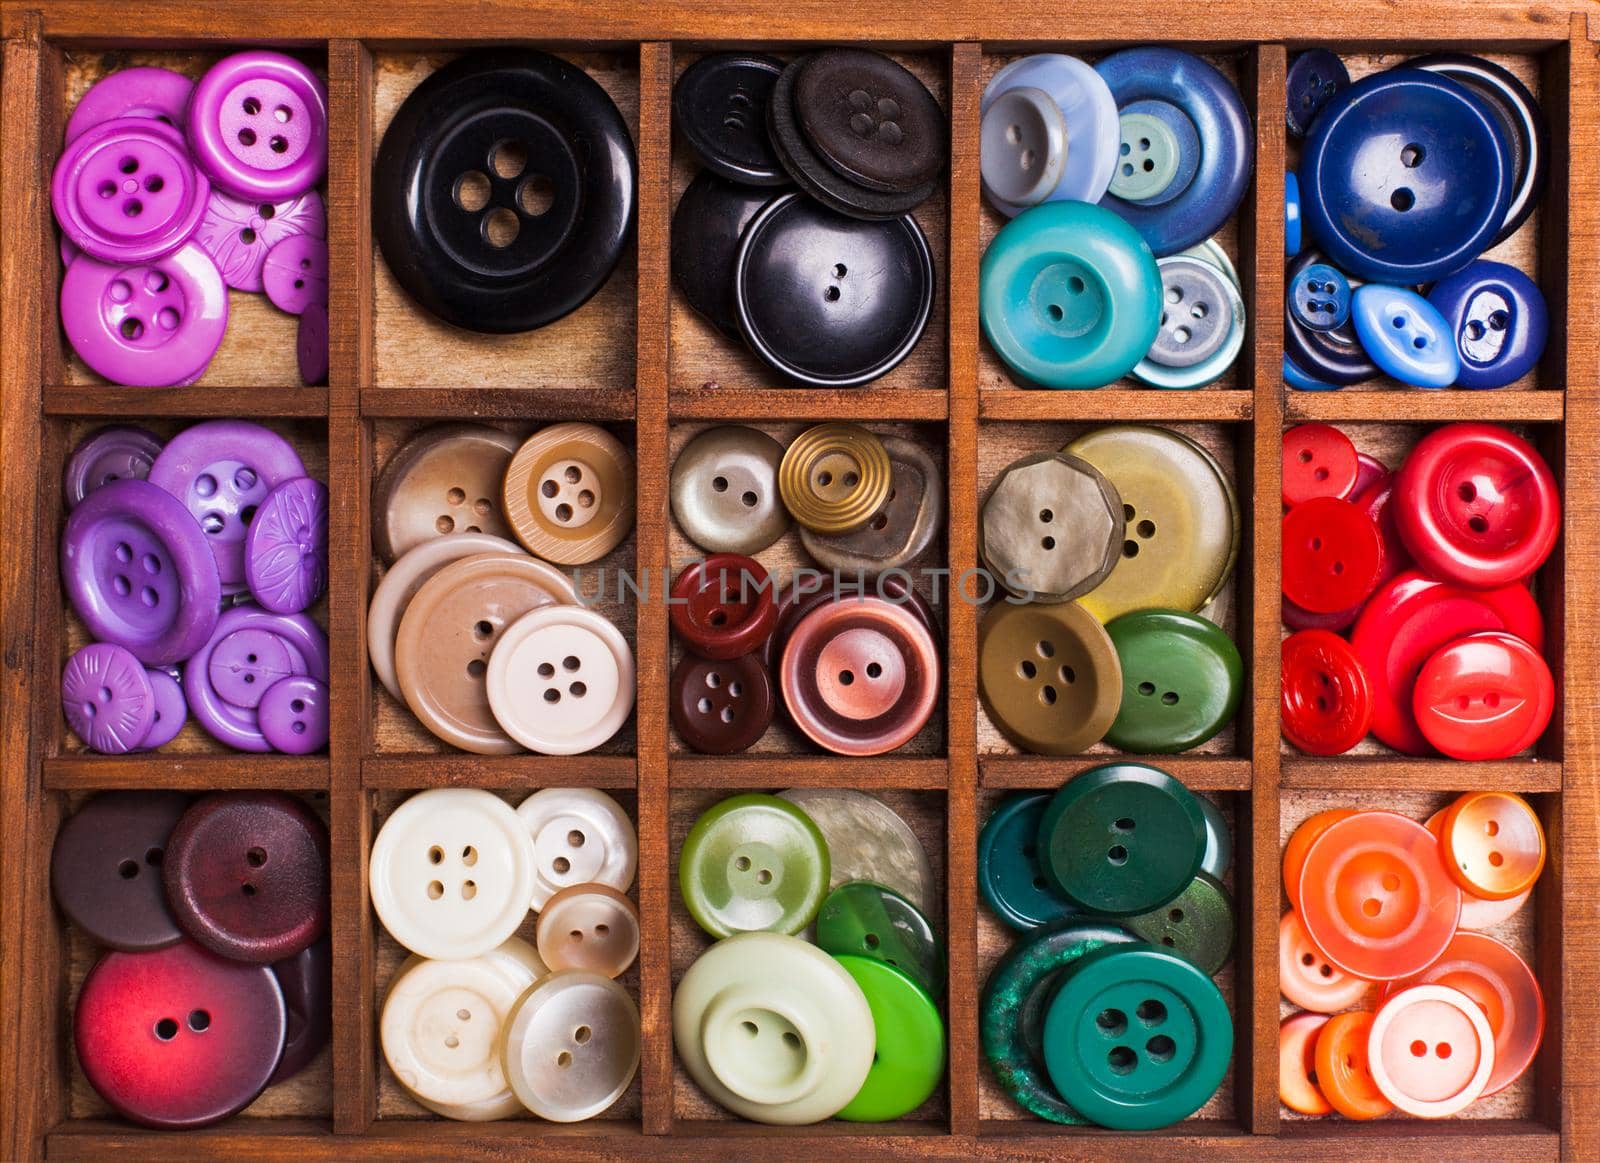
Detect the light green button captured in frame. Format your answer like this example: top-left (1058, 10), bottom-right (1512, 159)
top-left (1110, 111), bottom-right (1182, 202)
top-left (678, 794), bottom-right (829, 938)
top-left (834, 955), bottom-right (946, 1122)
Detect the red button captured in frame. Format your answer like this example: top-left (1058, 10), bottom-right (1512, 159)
top-left (1352, 473), bottom-right (1411, 584)
top-left (1413, 631), bottom-right (1554, 760)
top-left (1283, 423), bottom-right (1358, 507)
top-left (1281, 629), bottom-right (1373, 755)
top-left (669, 553), bottom-right (778, 659)
top-left (1282, 497), bottom-right (1382, 613)
top-left (1348, 451), bottom-right (1389, 499)
top-left (1393, 423), bottom-right (1560, 589)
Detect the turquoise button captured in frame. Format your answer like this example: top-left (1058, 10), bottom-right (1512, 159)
top-left (978, 792), bottom-right (1077, 931)
top-left (1351, 284), bottom-right (1461, 388)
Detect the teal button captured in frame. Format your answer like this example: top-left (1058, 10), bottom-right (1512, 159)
top-left (978, 792), bottom-right (1078, 931)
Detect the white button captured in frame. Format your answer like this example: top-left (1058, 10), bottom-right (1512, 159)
top-left (673, 932), bottom-right (874, 1124)
top-left (537, 883), bottom-right (640, 978)
top-left (503, 968), bottom-right (640, 1121)
top-left (516, 788), bottom-right (637, 911)
top-left (487, 606), bottom-right (636, 755)
top-left (370, 788), bottom-right (536, 959)
top-left (778, 788), bottom-right (935, 913)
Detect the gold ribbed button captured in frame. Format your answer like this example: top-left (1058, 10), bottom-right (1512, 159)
top-left (778, 423), bottom-right (892, 534)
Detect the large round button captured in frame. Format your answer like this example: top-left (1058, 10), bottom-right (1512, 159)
top-left (373, 50), bottom-right (636, 334)
top-left (1286, 49), bottom-right (1349, 138)
top-left (1281, 629), bottom-right (1373, 756)
top-left (669, 426), bottom-right (789, 555)
top-left (503, 423), bottom-right (635, 565)
top-left (679, 794), bottom-right (829, 938)
top-left (52, 117), bottom-right (209, 263)
top-left (1413, 631), bottom-right (1554, 760)
top-left (63, 424), bottom-right (164, 510)
top-left (1439, 790), bottom-right (1546, 902)
top-left (52, 790), bottom-right (189, 951)
top-left (1427, 260), bottom-right (1548, 390)
top-left (670, 554), bottom-right (778, 659)
top-left (673, 53), bottom-right (787, 186)
top-left (502, 969), bottom-right (640, 1121)
top-left (1367, 984), bottom-right (1495, 1117)
top-left (535, 884), bottom-right (639, 978)
top-left (1104, 609), bottom-right (1243, 754)
top-left (516, 787), bottom-right (637, 910)
top-left (1282, 497), bottom-right (1382, 614)
top-left (816, 880), bottom-right (943, 1001)
top-left (486, 605), bottom-right (635, 755)
top-left (794, 50), bottom-right (946, 195)
top-left (800, 437), bottom-right (943, 576)
top-left (980, 54), bottom-right (1118, 211)
top-left (1283, 809), bottom-right (1358, 913)
top-left (244, 476), bottom-right (327, 615)
top-left (62, 642), bottom-right (156, 754)
top-left (372, 424), bottom-right (519, 565)
top-left (269, 937), bottom-right (332, 1084)
top-left (978, 793), bottom-right (1077, 932)
top-left (778, 423), bottom-right (893, 534)
top-left (183, 606), bottom-right (328, 752)
top-left (672, 172), bottom-right (783, 342)
top-left (979, 451), bottom-right (1122, 603)
top-left (671, 652), bottom-right (774, 754)
top-left (1314, 1010), bottom-right (1392, 1120)
top-left (186, 51), bottom-right (326, 201)
top-left (1279, 1012), bottom-right (1333, 1116)
top-left (1121, 873), bottom-right (1232, 976)
top-left (977, 600), bottom-right (1121, 756)
top-left (779, 788), bottom-right (934, 912)
top-left (1278, 909), bottom-right (1370, 1013)
top-left (833, 956), bottom-right (944, 1122)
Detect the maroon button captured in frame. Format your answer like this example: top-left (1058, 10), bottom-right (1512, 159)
top-left (671, 652), bottom-right (775, 754)
top-left (669, 553), bottom-right (778, 659)
top-left (1283, 423), bottom-right (1359, 508)
top-left (268, 936), bottom-right (332, 1085)
top-left (52, 790), bottom-right (190, 951)
top-left (164, 792), bottom-right (330, 963)
top-left (1349, 451), bottom-right (1389, 499)
top-left (1281, 496), bottom-right (1383, 613)
top-left (75, 940), bottom-right (287, 1129)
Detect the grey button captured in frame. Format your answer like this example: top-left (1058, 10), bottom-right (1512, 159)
top-left (800, 436), bottom-right (943, 575)
top-left (670, 426), bottom-right (790, 555)
top-left (979, 451), bottom-right (1123, 603)
top-left (980, 87), bottom-right (1066, 207)
top-left (1147, 256), bottom-right (1235, 368)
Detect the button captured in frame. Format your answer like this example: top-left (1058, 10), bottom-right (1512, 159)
top-left (1289, 261), bottom-right (1350, 332)
top-left (296, 301), bottom-right (327, 385)
top-left (671, 652), bottom-right (773, 754)
top-left (369, 788), bottom-right (536, 959)
top-left (1352, 451), bottom-right (1390, 498)
top-left (816, 880), bottom-right (943, 1001)
top-left (261, 232), bottom-right (328, 315)
top-left (1108, 106), bottom-right (1193, 203)
top-left (673, 53), bottom-right (788, 186)
top-left (373, 49), bottom-right (635, 333)
top-left (516, 787), bottom-right (637, 911)
top-left (142, 665), bottom-right (187, 749)
top-left (1439, 790), bottom-right (1546, 901)
top-left (485, 605), bottom-right (635, 755)
top-left (258, 675), bottom-right (329, 754)
top-left (1279, 1012), bottom-right (1333, 1116)
top-left (1105, 609), bottom-right (1243, 754)
top-left (1132, 254), bottom-right (1246, 390)
top-left (195, 189), bottom-right (326, 293)
top-left (1314, 1010), bottom-right (1393, 1120)
top-left (1414, 632), bottom-right (1554, 760)
top-left (669, 426), bottom-right (788, 556)
top-left (779, 788), bottom-right (935, 912)
top-left (1041, 943), bottom-right (1233, 1130)
top-left (1300, 70), bottom-right (1513, 284)
top-left (535, 884), bottom-right (639, 978)
top-left (1065, 425), bottom-right (1238, 621)
top-left (392, 553), bottom-right (576, 754)
top-left (1280, 629), bottom-right (1374, 756)
top-left (979, 200), bottom-right (1162, 389)
top-left (1297, 810), bottom-right (1461, 980)
top-left (52, 790), bottom-right (188, 951)
top-left (1394, 423), bottom-right (1560, 589)
top-left (1367, 984), bottom-right (1495, 1117)
top-left (164, 791), bottom-right (329, 963)
top-left (1285, 170), bottom-right (1302, 256)
top-left (978, 793), bottom-right (1078, 931)
top-left (1285, 49), bottom-right (1349, 137)
top-left (63, 425), bottom-right (164, 511)
top-left (269, 937), bottom-right (331, 1084)
top-left (979, 451), bottom-right (1121, 603)
top-left (61, 480), bottom-right (222, 666)
top-left (833, 956), bottom-right (945, 1122)
top-left (800, 436), bottom-right (942, 576)
top-left (773, 574), bottom-right (940, 673)
top-left (778, 423), bottom-right (893, 534)
top-left (183, 606), bottom-right (328, 752)
top-left (502, 968), bottom-right (640, 1120)
top-left (977, 601), bottom-right (1121, 756)
top-left (980, 54), bottom-right (1118, 212)
top-left (1427, 260), bottom-right (1548, 389)
top-left (680, 794), bottom-right (828, 938)
top-left (1424, 809), bottom-right (1531, 930)
top-left (51, 117), bottom-right (209, 264)
top-left (502, 422), bottom-right (634, 566)
top-left (735, 193), bottom-right (934, 387)
top-left (670, 554), bottom-right (778, 659)
top-left (65, 66), bottom-right (196, 144)
top-left (1279, 908), bottom-right (1370, 1013)
top-left (1038, 763), bottom-right (1206, 916)
top-left (1122, 873), bottom-right (1232, 975)
top-left (1283, 247), bottom-right (1378, 386)
top-left (1282, 497), bottom-right (1383, 613)
top-left (672, 175), bottom-right (784, 344)
top-left (187, 51), bottom-right (327, 200)
top-left (1282, 422), bottom-right (1358, 507)
top-left (793, 49), bottom-right (946, 195)
top-left (244, 476), bottom-right (327, 614)
top-left (62, 643), bottom-right (156, 754)
top-left (1282, 809), bottom-right (1358, 914)
top-left (1351, 284), bottom-right (1460, 388)
top-left (1197, 796), bottom-right (1232, 880)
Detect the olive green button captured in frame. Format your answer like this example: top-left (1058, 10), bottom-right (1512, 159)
top-left (978, 601), bottom-right (1122, 756)
top-left (1037, 763), bottom-right (1206, 917)
top-left (979, 452), bottom-right (1122, 603)
top-left (1122, 873), bottom-right (1234, 976)
top-left (1104, 609), bottom-right (1243, 754)
top-left (816, 880), bottom-right (943, 1001)
top-left (833, 955), bottom-right (946, 1122)
top-left (670, 426), bottom-right (790, 555)
top-left (800, 437), bottom-right (943, 576)
top-left (679, 794), bottom-right (830, 938)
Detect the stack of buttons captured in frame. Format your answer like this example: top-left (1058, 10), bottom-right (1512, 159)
top-left (371, 788), bottom-right (641, 1121)
top-left (671, 51), bottom-right (943, 386)
top-left (978, 49), bottom-right (1252, 390)
top-left (674, 789), bottom-right (945, 1123)
top-left (978, 765), bottom-right (1235, 1128)
top-left (1283, 51), bottom-right (1549, 389)
top-left (57, 791), bottom-right (331, 1128)
top-left (1279, 422), bottom-right (1558, 758)
top-left (60, 420), bottom-right (330, 754)
top-left (368, 422), bottom-right (638, 755)
top-left (1278, 793), bottom-right (1546, 1119)
top-left (54, 54), bottom-right (329, 386)
top-left (978, 424), bottom-right (1243, 755)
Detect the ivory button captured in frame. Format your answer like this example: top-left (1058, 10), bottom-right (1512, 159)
top-left (373, 423), bottom-right (519, 564)
top-left (536, 883), bottom-right (640, 978)
top-left (502, 969), bottom-right (641, 1121)
top-left (670, 426), bottom-right (790, 555)
top-left (486, 606), bottom-right (636, 755)
top-left (799, 437), bottom-right (944, 576)
top-left (516, 788), bottom-right (637, 911)
top-left (503, 422), bottom-right (635, 565)
top-left (980, 451), bottom-right (1123, 603)
top-left (777, 788), bottom-right (934, 913)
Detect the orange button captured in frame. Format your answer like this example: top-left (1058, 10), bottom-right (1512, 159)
top-left (1282, 808), bottom-right (1356, 914)
top-left (1367, 984), bottom-right (1494, 1117)
top-left (1279, 1012), bottom-right (1332, 1116)
top-left (1278, 910), bottom-right (1369, 1014)
top-left (1424, 808), bottom-right (1530, 930)
top-left (1440, 791), bottom-right (1546, 901)
top-left (1314, 1010), bottom-right (1392, 1120)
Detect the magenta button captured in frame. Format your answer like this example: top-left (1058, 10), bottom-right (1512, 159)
top-left (63, 425), bottom-right (165, 511)
top-left (63, 643), bottom-right (157, 754)
top-left (187, 51), bottom-right (327, 201)
top-left (65, 67), bottom-right (196, 145)
top-left (183, 605), bottom-right (328, 752)
top-left (195, 188), bottom-right (325, 292)
top-left (297, 302), bottom-right (328, 385)
top-left (53, 117), bottom-right (209, 264)
top-left (262, 233), bottom-right (328, 315)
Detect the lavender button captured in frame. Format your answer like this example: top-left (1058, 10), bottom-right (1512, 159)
top-left (187, 51), bottom-right (328, 202)
top-left (297, 301), bottom-right (328, 386)
top-left (141, 667), bottom-right (188, 750)
top-left (62, 643), bottom-right (156, 754)
top-left (262, 233), bottom-right (328, 315)
top-left (259, 676), bottom-right (329, 754)
top-left (65, 66), bottom-right (196, 145)
top-left (245, 477), bottom-right (328, 615)
top-left (184, 605), bottom-right (328, 752)
top-left (63, 425), bottom-right (165, 511)
top-left (52, 117), bottom-right (209, 264)
top-left (208, 626), bottom-right (297, 709)
top-left (195, 188), bottom-right (325, 292)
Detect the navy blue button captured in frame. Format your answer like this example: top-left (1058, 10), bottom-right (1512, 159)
top-left (1283, 352), bottom-right (1338, 392)
top-left (1289, 262), bottom-right (1350, 332)
top-left (1427, 260), bottom-right (1548, 389)
top-left (1283, 248), bottom-right (1377, 386)
top-left (978, 792), bottom-right (1077, 931)
top-left (1286, 49), bottom-right (1349, 138)
top-left (1351, 284), bottom-right (1460, 388)
top-left (1285, 170), bottom-right (1302, 257)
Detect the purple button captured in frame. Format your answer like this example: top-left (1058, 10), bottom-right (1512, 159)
top-left (65, 66), bottom-right (196, 145)
top-left (187, 51), bottom-right (327, 202)
top-left (244, 477), bottom-right (327, 615)
top-left (63, 425), bottom-right (165, 511)
top-left (61, 242), bottom-right (228, 387)
top-left (195, 188), bottom-right (325, 292)
top-left (147, 420), bottom-right (307, 587)
top-left (52, 117), bottom-right (210, 264)
top-left (61, 235), bottom-right (82, 267)
top-left (259, 676), bottom-right (329, 754)
top-left (268, 936), bottom-right (332, 1083)
top-left (141, 666), bottom-right (188, 750)
top-left (207, 627), bottom-right (296, 709)
top-left (183, 605), bottom-right (327, 752)
top-left (62, 643), bottom-right (156, 754)
top-left (61, 479), bottom-right (221, 667)
top-left (297, 302), bottom-right (328, 386)
top-left (262, 233), bottom-right (328, 315)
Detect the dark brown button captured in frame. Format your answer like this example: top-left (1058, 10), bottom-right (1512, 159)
top-left (794, 50), bottom-right (947, 193)
top-left (164, 792), bottom-right (330, 964)
top-left (671, 652), bottom-right (775, 754)
top-left (51, 790), bottom-right (190, 952)
top-left (372, 423), bottom-right (519, 564)
top-left (269, 935), bottom-right (332, 1085)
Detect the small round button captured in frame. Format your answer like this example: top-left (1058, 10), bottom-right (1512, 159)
top-left (679, 794), bottom-right (829, 938)
top-left (1425, 809), bottom-right (1531, 931)
top-left (833, 955), bottom-right (945, 1122)
top-left (978, 600), bottom-right (1121, 756)
top-left (673, 53), bottom-right (788, 186)
top-left (1278, 908), bottom-right (1370, 1013)
top-left (63, 425), bottom-right (164, 510)
top-left (1282, 497), bottom-right (1383, 614)
top-left (182, 606), bottom-right (328, 752)
top-left (1367, 984), bottom-right (1495, 1117)
top-left (779, 788), bottom-right (935, 913)
top-left (669, 426), bottom-right (789, 556)
top-left (536, 884), bottom-right (640, 979)
top-left (1439, 790), bottom-right (1546, 902)
top-left (52, 790), bottom-right (189, 951)
top-left (778, 423), bottom-right (893, 534)
top-left (1282, 422), bottom-right (1358, 507)
top-left (244, 476), bottom-right (327, 615)
top-left (372, 423), bottom-right (519, 564)
top-left (486, 605), bottom-right (635, 756)
top-left (1279, 1012), bottom-right (1333, 1115)
top-left (261, 232), bottom-right (329, 315)
top-left (1350, 284), bottom-right (1460, 388)
top-left (800, 437), bottom-right (943, 576)
top-left (257, 675), bottom-right (329, 755)
top-left (1427, 260), bottom-right (1549, 389)
top-left (1314, 1010), bottom-right (1392, 1120)
top-left (1289, 261), bottom-right (1351, 332)
top-left (502, 969), bottom-right (640, 1121)
top-left (1413, 631), bottom-right (1554, 761)
top-left (1281, 629), bottom-right (1374, 756)
top-left (517, 787), bottom-right (637, 911)
top-left (1108, 109), bottom-right (1188, 202)
top-left (1121, 873), bottom-right (1232, 976)
top-left (816, 880), bottom-right (943, 1001)
top-left (979, 451), bottom-right (1122, 603)
top-left (66, 66), bottom-right (196, 144)
top-left (1285, 170), bottom-right (1303, 256)
top-left (502, 423), bottom-right (635, 566)
top-left (187, 51), bottom-right (327, 201)
top-left (1286, 49), bottom-right (1349, 138)
top-left (269, 936), bottom-right (332, 1084)
top-left (138, 665), bottom-right (186, 749)
top-left (793, 50), bottom-right (947, 194)
top-left (1131, 254), bottom-right (1246, 390)
top-left (62, 642), bottom-right (157, 754)
top-left (195, 188), bottom-right (326, 293)
top-left (671, 652), bottom-right (774, 755)
top-left (1283, 809), bottom-right (1357, 914)
top-left (52, 117), bottom-right (210, 264)
top-left (1284, 247), bottom-right (1378, 387)
top-left (1105, 609), bottom-right (1243, 754)
top-left (981, 85), bottom-right (1069, 207)
top-left (670, 554), bottom-right (778, 659)
top-left (980, 55), bottom-right (1118, 211)
top-left (978, 793), bottom-right (1078, 932)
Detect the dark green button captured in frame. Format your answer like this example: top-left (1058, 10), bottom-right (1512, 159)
top-left (1104, 609), bottom-right (1243, 753)
top-left (978, 793), bottom-right (1077, 931)
top-left (1122, 873), bottom-right (1234, 976)
top-left (1197, 795), bottom-right (1232, 879)
top-left (816, 880), bottom-right (943, 1001)
top-left (1037, 763), bottom-right (1205, 917)
top-left (1041, 943), bottom-right (1233, 1130)
top-left (834, 955), bottom-right (946, 1122)
top-left (678, 793), bottom-right (830, 938)
top-left (980, 921), bottom-right (1137, 1124)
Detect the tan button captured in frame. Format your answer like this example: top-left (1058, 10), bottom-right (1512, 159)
top-left (670, 426), bottom-right (790, 555)
top-left (778, 423), bottom-right (893, 534)
top-left (800, 437), bottom-right (943, 575)
top-left (373, 423), bottom-right (519, 564)
top-left (393, 554), bottom-right (578, 754)
top-left (535, 883), bottom-right (640, 979)
top-left (979, 451), bottom-right (1122, 603)
top-left (978, 600), bottom-right (1122, 755)
top-left (503, 423), bottom-right (635, 565)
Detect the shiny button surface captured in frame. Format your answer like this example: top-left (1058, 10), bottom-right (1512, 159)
top-left (779, 788), bottom-right (934, 912)
top-left (1279, 908), bottom-right (1370, 1013)
top-left (372, 424), bottom-right (519, 565)
top-left (816, 880), bottom-right (943, 1001)
top-left (503, 423), bottom-right (635, 566)
top-left (778, 423), bottom-right (893, 534)
top-left (679, 794), bottom-right (829, 938)
top-left (516, 787), bottom-right (637, 911)
top-left (52, 790), bottom-right (189, 951)
top-left (1439, 790), bottom-right (1546, 902)
top-left (978, 600), bottom-right (1121, 756)
top-left (536, 884), bottom-right (640, 979)
top-left (670, 426), bottom-right (789, 556)
top-left (1367, 984), bottom-right (1495, 1117)
top-left (980, 451), bottom-right (1122, 603)
top-left (1413, 631), bottom-right (1554, 761)
top-left (485, 605), bottom-right (635, 756)
top-left (502, 969), bottom-right (640, 1121)
top-left (671, 652), bottom-right (774, 754)
top-left (670, 554), bottom-right (778, 660)
top-left (800, 436), bottom-right (943, 576)
top-left (833, 956), bottom-right (945, 1122)
top-left (1105, 609), bottom-right (1243, 754)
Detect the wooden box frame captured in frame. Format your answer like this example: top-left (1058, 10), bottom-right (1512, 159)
top-left (3, 2), bottom-right (1599, 1158)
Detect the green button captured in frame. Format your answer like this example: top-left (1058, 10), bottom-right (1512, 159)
top-left (679, 794), bottom-right (829, 938)
top-left (1037, 763), bottom-right (1205, 917)
top-left (1041, 943), bottom-right (1233, 1130)
top-left (816, 880), bottom-right (944, 1001)
top-left (833, 955), bottom-right (946, 1122)
top-left (1197, 794), bottom-right (1232, 880)
top-left (980, 921), bottom-right (1137, 1124)
top-left (978, 793), bottom-right (1077, 931)
top-left (1122, 873), bottom-right (1234, 976)
top-left (1104, 609), bottom-right (1243, 753)
top-left (1109, 111), bottom-right (1182, 202)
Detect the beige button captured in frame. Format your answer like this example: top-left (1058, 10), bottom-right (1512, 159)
top-left (670, 426), bottom-right (790, 555)
top-left (979, 451), bottom-right (1122, 602)
top-left (501, 969), bottom-right (640, 1122)
top-left (373, 423), bottom-right (519, 564)
top-left (778, 423), bottom-right (893, 534)
top-left (535, 883), bottom-right (640, 978)
top-left (800, 437), bottom-right (943, 575)
top-left (503, 423), bottom-right (635, 565)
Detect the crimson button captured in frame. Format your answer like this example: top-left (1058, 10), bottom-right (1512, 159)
top-left (1282, 423), bottom-right (1358, 507)
top-left (1282, 497), bottom-right (1382, 613)
top-left (1281, 630), bottom-right (1372, 756)
top-left (670, 553), bottom-right (778, 659)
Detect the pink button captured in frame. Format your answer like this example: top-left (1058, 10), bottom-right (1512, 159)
top-left (1367, 984), bottom-right (1495, 1117)
top-left (52, 117), bottom-right (210, 264)
top-left (187, 51), bottom-right (327, 201)
top-left (194, 188), bottom-right (325, 292)
top-left (262, 233), bottom-right (329, 315)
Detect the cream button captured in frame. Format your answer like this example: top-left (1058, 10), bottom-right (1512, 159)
top-left (777, 788), bottom-right (934, 913)
top-left (516, 788), bottom-right (638, 911)
top-left (486, 606), bottom-right (635, 756)
top-left (370, 788), bottom-right (535, 960)
top-left (502, 423), bottom-right (635, 565)
top-left (373, 423), bottom-right (520, 564)
top-left (502, 969), bottom-right (640, 1121)
top-left (536, 883), bottom-right (640, 978)
top-left (670, 426), bottom-right (790, 555)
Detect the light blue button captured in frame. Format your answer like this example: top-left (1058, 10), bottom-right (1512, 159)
top-left (1351, 284), bottom-right (1461, 388)
top-left (981, 54), bottom-right (1120, 216)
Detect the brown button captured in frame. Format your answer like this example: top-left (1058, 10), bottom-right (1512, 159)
top-left (669, 553), bottom-right (778, 659)
top-left (671, 651), bottom-right (775, 754)
top-left (51, 790), bottom-right (190, 952)
top-left (393, 553), bottom-right (575, 753)
top-left (778, 423), bottom-right (893, 534)
top-left (773, 575), bottom-right (940, 675)
top-left (535, 883), bottom-right (641, 978)
top-left (979, 451), bottom-right (1122, 602)
top-left (373, 423), bottom-right (519, 564)
top-left (503, 422), bottom-right (635, 565)
top-left (800, 436), bottom-right (943, 575)
top-left (978, 600), bottom-right (1122, 755)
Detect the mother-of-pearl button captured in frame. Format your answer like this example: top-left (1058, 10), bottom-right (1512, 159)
top-left (502, 969), bottom-right (640, 1121)
top-left (672, 931), bottom-right (874, 1124)
top-left (777, 788), bottom-right (934, 913)
top-left (517, 788), bottom-right (637, 911)
top-left (485, 606), bottom-right (635, 756)
top-left (536, 883), bottom-right (640, 978)
top-left (369, 788), bottom-right (536, 959)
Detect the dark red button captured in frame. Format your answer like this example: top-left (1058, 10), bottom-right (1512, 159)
top-left (75, 940), bottom-right (287, 1129)
top-left (1348, 451), bottom-right (1389, 499)
top-left (269, 936), bottom-right (332, 1085)
top-left (1282, 593), bottom-right (1360, 633)
top-left (670, 651), bottom-right (775, 754)
top-left (51, 790), bottom-right (189, 952)
top-left (1281, 629), bottom-right (1373, 756)
top-left (1282, 497), bottom-right (1382, 613)
top-left (1413, 631), bottom-right (1554, 760)
top-left (1352, 473), bottom-right (1411, 584)
top-left (164, 792), bottom-right (330, 963)
top-left (1283, 423), bottom-right (1359, 507)
top-left (669, 553), bottom-right (778, 659)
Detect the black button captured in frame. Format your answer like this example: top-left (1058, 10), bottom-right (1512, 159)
top-left (674, 53), bottom-right (788, 186)
top-left (1283, 247), bottom-right (1378, 386)
top-left (793, 49), bottom-right (947, 193)
top-left (672, 171), bottom-right (782, 342)
top-left (373, 49), bottom-right (637, 334)
top-left (51, 790), bottom-right (190, 952)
